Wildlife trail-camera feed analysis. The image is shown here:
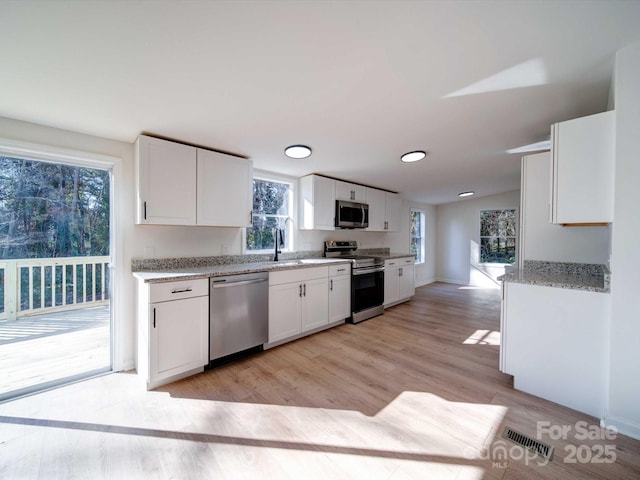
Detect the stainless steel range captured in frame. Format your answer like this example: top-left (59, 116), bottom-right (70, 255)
top-left (324, 240), bottom-right (385, 323)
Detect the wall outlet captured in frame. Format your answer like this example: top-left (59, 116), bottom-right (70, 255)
top-left (221, 244), bottom-right (228, 255)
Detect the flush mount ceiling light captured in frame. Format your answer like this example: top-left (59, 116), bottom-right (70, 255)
top-left (284, 145), bottom-right (312, 159)
top-left (458, 191), bottom-right (475, 198)
top-left (401, 150), bottom-right (427, 163)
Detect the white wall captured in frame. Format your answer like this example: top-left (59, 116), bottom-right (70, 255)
top-left (436, 190), bottom-right (520, 286)
top-left (520, 152), bottom-right (610, 265)
top-left (606, 40), bottom-right (640, 440)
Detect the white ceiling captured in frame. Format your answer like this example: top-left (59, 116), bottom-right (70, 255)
top-left (2, 1), bottom-right (640, 205)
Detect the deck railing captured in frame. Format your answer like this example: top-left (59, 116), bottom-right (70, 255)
top-left (0, 256), bottom-right (110, 321)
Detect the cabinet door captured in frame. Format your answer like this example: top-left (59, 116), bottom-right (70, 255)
top-left (299, 175), bottom-right (335, 230)
top-left (301, 277), bottom-right (329, 331)
top-left (268, 282), bottom-right (302, 342)
top-left (329, 274), bottom-right (351, 323)
top-left (136, 135), bottom-right (197, 225)
top-left (335, 180), bottom-right (366, 202)
top-left (197, 149), bottom-right (253, 227)
top-left (384, 262), bottom-right (399, 306)
top-left (398, 264), bottom-right (415, 299)
top-left (150, 296), bottom-right (208, 382)
top-left (385, 193), bottom-right (402, 231)
top-left (550, 111), bottom-right (614, 224)
top-left (365, 188), bottom-right (386, 231)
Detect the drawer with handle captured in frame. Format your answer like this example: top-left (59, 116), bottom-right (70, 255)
top-left (149, 278), bottom-right (209, 303)
top-left (329, 264), bottom-right (351, 277)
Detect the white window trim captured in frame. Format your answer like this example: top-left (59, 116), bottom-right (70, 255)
top-left (410, 209), bottom-right (425, 265)
top-left (477, 207), bottom-right (518, 266)
top-left (243, 170), bottom-right (296, 255)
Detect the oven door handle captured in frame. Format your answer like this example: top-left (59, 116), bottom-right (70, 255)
top-left (352, 266), bottom-right (385, 275)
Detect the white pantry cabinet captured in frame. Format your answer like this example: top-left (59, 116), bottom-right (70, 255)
top-left (196, 148), bottom-right (252, 227)
top-left (383, 257), bottom-right (415, 307)
top-left (135, 135), bottom-right (253, 227)
top-left (329, 264), bottom-right (351, 323)
top-left (335, 180), bottom-right (366, 203)
top-left (366, 189), bottom-right (402, 232)
top-left (136, 135), bottom-right (197, 225)
top-left (299, 174), bottom-right (335, 230)
top-left (137, 278), bottom-right (209, 390)
top-left (550, 110), bottom-right (615, 224)
top-left (268, 266), bottom-right (329, 344)
top-left (500, 281), bottom-right (609, 417)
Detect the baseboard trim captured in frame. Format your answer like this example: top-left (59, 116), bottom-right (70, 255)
top-left (435, 277), bottom-right (467, 285)
top-left (602, 415), bottom-right (640, 441)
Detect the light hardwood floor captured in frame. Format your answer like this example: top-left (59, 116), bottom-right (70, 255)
top-left (0, 283), bottom-right (638, 479)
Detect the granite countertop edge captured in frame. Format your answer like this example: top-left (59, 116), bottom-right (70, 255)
top-left (133, 259), bottom-right (354, 284)
top-left (498, 265), bottom-right (610, 294)
top-left (131, 249), bottom-right (415, 284)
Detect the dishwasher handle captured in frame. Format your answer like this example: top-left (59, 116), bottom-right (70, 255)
top-left (212, 277), bottom-right (268, 288)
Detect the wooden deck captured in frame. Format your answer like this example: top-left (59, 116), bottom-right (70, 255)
top-left (0, 305), bottom-right (110, 399)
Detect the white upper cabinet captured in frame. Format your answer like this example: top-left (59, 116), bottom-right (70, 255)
top-left (136, 135), bottom-right (197, 225)
top-left (366, 188), bottom-right (401, 232)
top-left (366, 188), bottom-right (386, 230)
top-left (135, 135), bottom-right (253, 227)
top-left (335, 180), bottom-right (366, 202)
top-left (196, 148), bottom-right (252, 227)
top-left (384, 192), bottom-right (402, 231)
top-left (299, 174), bottom-right (336, 230)
top-left (550, 110), bottom-right (615, 224)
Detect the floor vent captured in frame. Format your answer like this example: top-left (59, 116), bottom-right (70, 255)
top-left (502, 427), bottom-right (554, 461)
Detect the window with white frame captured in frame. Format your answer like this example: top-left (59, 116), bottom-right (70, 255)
top-left (246, 176), bottom-right (293, 252)
top-left (479, 209), bottom-right (516, 264)
top-left (410, 210), bottom-right (425, 264)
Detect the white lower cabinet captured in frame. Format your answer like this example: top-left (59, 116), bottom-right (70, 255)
top-left (268, 266), bottom-right (329, 344)
top-left (384, 257), bottom-right (415, 307)
top-left (329, 264), bottom-right (351, 323)
top-left (501, 281), bottom-right (609, 417)
top-left (137, 278), bottom-right (209, 390)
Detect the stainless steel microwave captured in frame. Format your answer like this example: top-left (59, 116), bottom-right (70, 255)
top-left (335, 200), bottom-right (369, 228)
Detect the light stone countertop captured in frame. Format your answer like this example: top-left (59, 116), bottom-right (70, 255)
top-left (498, 260), bottom-right (610, 293)
top-left (133, 258), bottom-right (353, 284)
top-left (131, 248), bottom-right (415, 284)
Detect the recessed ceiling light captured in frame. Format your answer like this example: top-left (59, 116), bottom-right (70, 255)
top-left (458, 191), bottom-right (475, 198)
top-left (284, 145), bottom-right (312, 159)
top-left (401, 150), bottom-right (427, 163)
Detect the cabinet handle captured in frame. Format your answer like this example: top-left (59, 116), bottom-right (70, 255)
top-left (351, 190), bottom-right (355, 200)
top-left (399, 268), bottom-right (403, 277)
top-left (337, 268), bottom-right (346, 272)
top-left (299, 284), bottom-right (302, 297)
top-left (303, 283), bottom-right (306, 296)
top-left (171, 288), bottom-right (192, 294)
top-left (144, 201), bottom-right (147, 220)
top-left (153, 307), bottom-right (156, 328)
top-left (330, 279), bottom-right (333, 291)
top-left (249, 210), bottom-right (253, 225)
top-left (384, 220), bottom-right (388, 230)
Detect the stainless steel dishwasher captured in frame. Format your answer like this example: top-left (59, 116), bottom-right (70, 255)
top-left (209, 272), bottom-right (269, 362)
